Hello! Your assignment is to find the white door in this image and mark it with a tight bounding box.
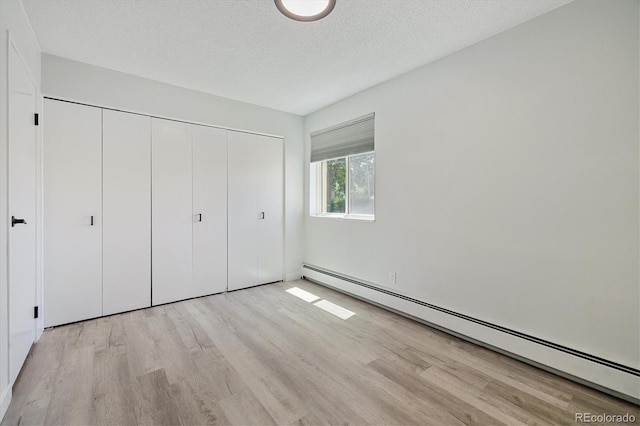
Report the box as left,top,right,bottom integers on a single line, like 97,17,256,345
8,42,38,383
227,131,259,291
44,100,103,327
103,110,151,315
152,118,193,305
192,125,227,296
257,137,284,284
228,132,284,291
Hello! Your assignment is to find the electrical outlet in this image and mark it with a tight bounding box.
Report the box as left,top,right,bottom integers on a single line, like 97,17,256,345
389,272,397,285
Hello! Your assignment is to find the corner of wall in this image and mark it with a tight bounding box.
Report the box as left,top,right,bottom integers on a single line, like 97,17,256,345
285,271,303,282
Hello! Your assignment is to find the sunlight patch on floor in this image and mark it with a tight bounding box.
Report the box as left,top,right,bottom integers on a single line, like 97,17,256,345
313,299,355,320
285,286,356,320
286,286,320,302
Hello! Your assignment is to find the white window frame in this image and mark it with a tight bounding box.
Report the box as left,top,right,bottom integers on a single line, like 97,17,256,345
310,151,375,221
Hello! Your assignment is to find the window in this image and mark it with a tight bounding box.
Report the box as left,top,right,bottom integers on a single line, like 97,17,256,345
310,113,375,219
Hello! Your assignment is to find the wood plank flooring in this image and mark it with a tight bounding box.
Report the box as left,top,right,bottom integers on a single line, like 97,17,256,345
2,279,638,425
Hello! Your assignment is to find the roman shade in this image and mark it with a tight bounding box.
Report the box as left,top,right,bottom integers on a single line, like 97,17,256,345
310,113,374,162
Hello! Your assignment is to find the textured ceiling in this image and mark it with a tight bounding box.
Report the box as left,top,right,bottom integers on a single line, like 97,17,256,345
22,0,572,115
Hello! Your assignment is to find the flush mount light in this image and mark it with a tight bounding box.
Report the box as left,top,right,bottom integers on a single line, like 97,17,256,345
275,0,336,22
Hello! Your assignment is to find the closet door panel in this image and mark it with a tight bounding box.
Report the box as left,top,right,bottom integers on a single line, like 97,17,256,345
257,137,284,284
227,131,258,291
152,118,193,305
43,100,102,327
192,125,227,296
103,110,151,315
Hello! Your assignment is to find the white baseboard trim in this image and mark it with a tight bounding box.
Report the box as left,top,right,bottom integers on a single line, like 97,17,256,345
285,270,303,282
0,385,11,422
302,264,640,403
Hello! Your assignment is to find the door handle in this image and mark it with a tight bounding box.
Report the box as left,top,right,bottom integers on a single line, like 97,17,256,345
11,216,26,227
196,213,202,222
259,212,265,220
90,215,94,226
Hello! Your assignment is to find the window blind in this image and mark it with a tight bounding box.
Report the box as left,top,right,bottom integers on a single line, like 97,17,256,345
310,113,374,162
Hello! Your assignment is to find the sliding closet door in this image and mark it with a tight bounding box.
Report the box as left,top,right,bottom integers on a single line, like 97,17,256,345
192,125,228,296
103,110,151,315
228,131,259,290
44,99,102,327
257,137,284,284
152,118,193,305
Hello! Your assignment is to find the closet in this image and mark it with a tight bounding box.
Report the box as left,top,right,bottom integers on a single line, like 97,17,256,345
151,119,228,305
44,100,103,327
102,110,151,315
228,131,284,291
151,119,193,305
43,98,284,327
44,100,153,326
192,125,228,297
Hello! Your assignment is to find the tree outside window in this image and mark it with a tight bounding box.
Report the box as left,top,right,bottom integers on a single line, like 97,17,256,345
317,152,374,218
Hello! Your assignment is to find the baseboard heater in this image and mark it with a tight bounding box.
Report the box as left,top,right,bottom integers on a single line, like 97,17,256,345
302,263,640,403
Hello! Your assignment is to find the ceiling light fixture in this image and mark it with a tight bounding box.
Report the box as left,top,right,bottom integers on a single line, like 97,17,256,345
275,0,336,22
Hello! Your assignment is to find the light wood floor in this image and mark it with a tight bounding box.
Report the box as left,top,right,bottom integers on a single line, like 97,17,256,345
2,279,638,425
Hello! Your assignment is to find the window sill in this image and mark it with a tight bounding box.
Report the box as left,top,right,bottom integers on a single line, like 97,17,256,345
310,214,375,222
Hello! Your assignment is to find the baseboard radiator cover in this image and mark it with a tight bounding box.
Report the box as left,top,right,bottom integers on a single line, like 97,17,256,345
302,264,640,404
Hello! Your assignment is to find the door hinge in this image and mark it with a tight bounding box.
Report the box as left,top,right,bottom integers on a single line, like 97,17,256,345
34,113,39,126
34,306,39,319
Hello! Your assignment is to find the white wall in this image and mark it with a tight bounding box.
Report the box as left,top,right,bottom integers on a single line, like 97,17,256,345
0,0,42,419
42,54,305,281
304,0,639,397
